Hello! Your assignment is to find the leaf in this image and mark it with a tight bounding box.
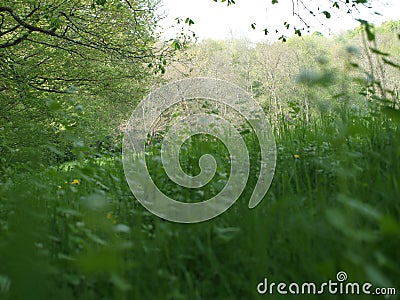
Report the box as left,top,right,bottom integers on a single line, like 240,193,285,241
218,0,235,5
272,0,278,4
240,128,251,135
185,18,194,26
251,23,256,30
171,40,181,50
322,11,331,19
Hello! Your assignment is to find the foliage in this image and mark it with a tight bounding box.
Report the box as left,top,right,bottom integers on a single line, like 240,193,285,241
214,0,378,39
1,91,399,299
0,0,172,170
167,20,399,123
0,1,399,299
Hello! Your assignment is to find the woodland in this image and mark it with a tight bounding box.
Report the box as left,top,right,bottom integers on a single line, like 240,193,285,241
0,0,399,299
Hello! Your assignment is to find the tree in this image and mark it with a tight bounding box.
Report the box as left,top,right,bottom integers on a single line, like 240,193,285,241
0,0,174,167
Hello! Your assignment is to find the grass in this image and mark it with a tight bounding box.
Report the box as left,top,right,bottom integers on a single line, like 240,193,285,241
0,103,399,300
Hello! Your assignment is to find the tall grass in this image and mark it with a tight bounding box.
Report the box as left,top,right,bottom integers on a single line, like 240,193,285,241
1,98,399,299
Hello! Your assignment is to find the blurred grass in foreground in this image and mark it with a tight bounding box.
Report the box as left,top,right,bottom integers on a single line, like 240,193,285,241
1,101,399,300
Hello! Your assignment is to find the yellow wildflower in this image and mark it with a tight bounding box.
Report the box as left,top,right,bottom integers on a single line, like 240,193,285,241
294,154,300,159
71,179,80,185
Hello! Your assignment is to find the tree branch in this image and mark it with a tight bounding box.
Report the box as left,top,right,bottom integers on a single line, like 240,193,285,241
0,32,30,48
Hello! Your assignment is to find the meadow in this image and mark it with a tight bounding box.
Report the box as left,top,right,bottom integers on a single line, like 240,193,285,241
1,95,399,299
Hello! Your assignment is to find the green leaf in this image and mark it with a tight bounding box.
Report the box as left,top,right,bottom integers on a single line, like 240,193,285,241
240,128,251,135
322,11,331,19
272,0,278,4
217,0,235,5
171,40,181,50
185,18,195,26
251,23,256,30
278,35,287,42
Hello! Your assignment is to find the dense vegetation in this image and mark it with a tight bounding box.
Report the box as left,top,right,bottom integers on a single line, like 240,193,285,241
0,0,399,299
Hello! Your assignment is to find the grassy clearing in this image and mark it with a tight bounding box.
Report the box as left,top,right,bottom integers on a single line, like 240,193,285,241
1,103,399,300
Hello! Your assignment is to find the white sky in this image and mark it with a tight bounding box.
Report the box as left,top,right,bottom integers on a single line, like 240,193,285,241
158,0,400,42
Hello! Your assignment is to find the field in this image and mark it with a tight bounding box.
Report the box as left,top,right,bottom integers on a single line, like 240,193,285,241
1,99,399,299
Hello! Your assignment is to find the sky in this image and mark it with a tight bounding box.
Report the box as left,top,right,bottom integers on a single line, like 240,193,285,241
158,0,400,42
